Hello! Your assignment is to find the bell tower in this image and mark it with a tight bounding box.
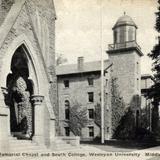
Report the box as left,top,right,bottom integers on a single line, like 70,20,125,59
107,14,143,109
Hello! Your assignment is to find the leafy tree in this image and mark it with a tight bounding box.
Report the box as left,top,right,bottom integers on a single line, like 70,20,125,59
148,0,160,104
114,108,136,140
69,101,88,136
111,77,125,136
155,0,160,32
147,0,160,136
56,54,68,66
94,77,125,138
141,107,150,130
94,103,101,127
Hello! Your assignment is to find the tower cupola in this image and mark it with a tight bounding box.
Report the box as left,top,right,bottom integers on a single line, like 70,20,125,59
113,13,137,44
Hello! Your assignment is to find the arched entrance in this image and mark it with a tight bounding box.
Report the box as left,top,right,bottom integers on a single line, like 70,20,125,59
6,45,34,139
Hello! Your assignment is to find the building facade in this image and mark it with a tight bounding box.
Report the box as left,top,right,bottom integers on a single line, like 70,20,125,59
57,57,112,141
107,14,143,127
57,14,145,141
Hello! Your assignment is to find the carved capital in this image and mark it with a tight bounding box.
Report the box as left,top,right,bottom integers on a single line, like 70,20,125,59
1,87,8,96
1,87,9,106
31,95,44,105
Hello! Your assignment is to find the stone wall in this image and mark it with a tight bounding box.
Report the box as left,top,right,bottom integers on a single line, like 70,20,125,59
0,0,57,144
57,71,111,140
108,50,141,107
0,0,14,26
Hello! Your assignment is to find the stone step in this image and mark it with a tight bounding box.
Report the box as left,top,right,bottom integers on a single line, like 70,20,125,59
7,137,76,152
9,141,36,145
9,146,49,152
9,139,34,144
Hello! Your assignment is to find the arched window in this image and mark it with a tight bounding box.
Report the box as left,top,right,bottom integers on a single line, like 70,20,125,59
114,30,117,43
119,27,125,43
128,27,134,41
65,100,70,120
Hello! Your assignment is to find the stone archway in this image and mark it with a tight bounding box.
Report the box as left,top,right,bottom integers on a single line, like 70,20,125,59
0,34,56,146
6,45,34,139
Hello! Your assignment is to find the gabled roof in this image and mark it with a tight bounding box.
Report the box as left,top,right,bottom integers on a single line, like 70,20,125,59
56,60,111,76
0,0,26,48
0,0,57,50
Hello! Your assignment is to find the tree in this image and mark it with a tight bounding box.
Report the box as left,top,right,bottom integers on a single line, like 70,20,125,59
94,77,126,138
56,54,68,66
111,77,126,137
114,108,136,140
69,101,88,136
94,103,101,127
148,0,160,103
147,0,160,136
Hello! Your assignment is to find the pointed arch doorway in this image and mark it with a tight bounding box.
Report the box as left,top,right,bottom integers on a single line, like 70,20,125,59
6,45,34,139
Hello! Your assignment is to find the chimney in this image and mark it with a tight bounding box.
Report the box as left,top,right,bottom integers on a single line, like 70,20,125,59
77,57,84,70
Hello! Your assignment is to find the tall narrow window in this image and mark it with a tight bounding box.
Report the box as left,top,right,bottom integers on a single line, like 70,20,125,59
88,92,94,102
64,127,70,136
88,109,94,119
106,79,108,87
65,100,70,120
119,27,125,43
88,126,94,137
114,30,117,43
136,62,139,74
128,27,134,41
88,77,94,86
64,80,69,88
137,78,139,90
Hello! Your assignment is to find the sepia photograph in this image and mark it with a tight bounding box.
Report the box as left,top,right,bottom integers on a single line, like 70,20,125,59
0,0,159,160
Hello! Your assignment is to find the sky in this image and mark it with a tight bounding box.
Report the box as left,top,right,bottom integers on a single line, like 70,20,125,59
54,0,158,74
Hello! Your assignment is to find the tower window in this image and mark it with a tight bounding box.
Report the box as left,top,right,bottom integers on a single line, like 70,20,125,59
88,77,94,86
114,30,117,43
128,27,134,41
137,78,139,90
65,100,70,120
88,92,94,102
64,127,70,136
106,79,108,87
119,27,125,43
136,62,139,74
65,109,70,120
88,126,94,137
64,80,69,88
88,109,94,119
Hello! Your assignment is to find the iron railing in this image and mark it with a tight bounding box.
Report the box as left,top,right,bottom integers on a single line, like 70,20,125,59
108,41,141,51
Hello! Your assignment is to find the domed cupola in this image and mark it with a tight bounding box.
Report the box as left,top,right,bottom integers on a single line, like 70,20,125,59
113,13,137,44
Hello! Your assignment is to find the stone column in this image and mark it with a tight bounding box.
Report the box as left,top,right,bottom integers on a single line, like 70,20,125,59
50,118,55,141
0,87,10,151
1,87,10,136
31,95,45,145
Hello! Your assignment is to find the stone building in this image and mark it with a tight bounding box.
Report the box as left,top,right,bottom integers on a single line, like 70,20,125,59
57,14,144,141
0,0,58,151
56,57,112,141
107,14,143,125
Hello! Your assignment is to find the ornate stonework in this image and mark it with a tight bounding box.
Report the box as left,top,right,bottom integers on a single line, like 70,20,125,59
31,95,44,105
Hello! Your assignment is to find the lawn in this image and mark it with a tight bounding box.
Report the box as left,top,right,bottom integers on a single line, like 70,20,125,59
81,140,159,152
